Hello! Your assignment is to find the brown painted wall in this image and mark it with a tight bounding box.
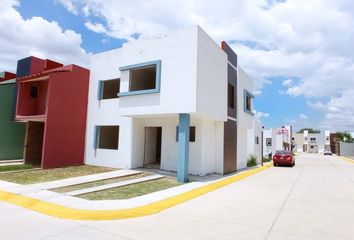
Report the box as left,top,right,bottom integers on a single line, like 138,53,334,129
223,120,237,174
222,41,238,174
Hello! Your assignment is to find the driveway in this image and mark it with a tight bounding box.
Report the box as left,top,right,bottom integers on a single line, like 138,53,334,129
1,153,354,240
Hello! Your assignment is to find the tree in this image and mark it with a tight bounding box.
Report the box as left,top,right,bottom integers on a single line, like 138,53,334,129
296,128,320,134
335,132,354,143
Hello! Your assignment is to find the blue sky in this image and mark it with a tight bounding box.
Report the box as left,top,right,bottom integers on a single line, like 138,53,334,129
1,0,354,131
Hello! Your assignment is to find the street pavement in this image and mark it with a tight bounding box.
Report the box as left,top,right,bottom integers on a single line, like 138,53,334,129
1,153,354,240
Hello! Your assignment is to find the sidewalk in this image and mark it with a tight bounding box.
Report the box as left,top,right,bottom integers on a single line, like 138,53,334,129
0,164,272,220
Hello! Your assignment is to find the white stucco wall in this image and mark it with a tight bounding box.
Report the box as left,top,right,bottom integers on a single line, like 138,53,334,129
196,27,228,121
237,67,255,170
253,119,263,163
84,47,135,169
116,25,227,122
128,116,223,175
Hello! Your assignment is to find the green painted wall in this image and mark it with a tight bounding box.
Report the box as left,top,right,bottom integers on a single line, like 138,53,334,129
0,82,25,160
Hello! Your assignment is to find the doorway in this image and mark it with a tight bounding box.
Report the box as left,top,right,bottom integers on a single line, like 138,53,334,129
23,121,45,167
144,127,162,168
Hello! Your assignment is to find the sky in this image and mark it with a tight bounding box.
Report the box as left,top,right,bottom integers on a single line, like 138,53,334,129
1,0,354,132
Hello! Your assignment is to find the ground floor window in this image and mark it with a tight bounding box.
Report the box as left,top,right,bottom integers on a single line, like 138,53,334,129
95,126,119,149
176,126,196,142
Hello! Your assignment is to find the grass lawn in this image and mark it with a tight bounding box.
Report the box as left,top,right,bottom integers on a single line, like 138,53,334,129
0,165,116,184
0,164,34,172
78,177,182,200
51,172,151,193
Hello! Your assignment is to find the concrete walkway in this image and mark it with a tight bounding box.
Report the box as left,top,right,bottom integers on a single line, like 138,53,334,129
1,153,354,239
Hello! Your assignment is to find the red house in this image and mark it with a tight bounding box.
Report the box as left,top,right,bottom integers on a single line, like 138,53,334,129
15,56,89,169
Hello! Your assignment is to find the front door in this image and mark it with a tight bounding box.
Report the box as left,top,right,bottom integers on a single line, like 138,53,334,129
23,121,44,166
144,127,162,168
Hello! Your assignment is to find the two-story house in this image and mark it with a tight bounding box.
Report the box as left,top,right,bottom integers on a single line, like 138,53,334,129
85,26,261,182
14,56,90,168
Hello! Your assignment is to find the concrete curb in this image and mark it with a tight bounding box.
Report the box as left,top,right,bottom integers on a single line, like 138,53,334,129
0,164,272,221
339,156,354,164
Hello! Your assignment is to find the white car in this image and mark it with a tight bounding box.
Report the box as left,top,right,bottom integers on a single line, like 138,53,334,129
324,150,332,156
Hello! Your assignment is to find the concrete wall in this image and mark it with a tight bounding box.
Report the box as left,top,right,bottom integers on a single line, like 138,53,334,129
0,81,25,160
338,142,354,156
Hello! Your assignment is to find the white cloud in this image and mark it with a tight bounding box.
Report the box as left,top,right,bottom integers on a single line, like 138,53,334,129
0,0,90,72
299,113,309,120
282,79,293,87
57,0,354,130
255,110,270,120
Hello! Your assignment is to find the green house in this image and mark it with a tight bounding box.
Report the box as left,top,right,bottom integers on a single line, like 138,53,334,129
0,72,25,160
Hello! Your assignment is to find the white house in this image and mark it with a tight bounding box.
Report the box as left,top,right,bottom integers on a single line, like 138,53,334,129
85,25,260,182
262,125,293,158
293,130,330,153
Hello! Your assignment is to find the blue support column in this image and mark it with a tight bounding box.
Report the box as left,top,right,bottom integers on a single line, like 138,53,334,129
177,113,190,182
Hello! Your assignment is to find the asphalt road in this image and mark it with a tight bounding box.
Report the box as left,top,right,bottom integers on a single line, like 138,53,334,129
1,153,354,240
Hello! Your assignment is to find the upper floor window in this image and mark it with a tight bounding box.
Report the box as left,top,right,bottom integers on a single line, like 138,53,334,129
119,60,161,96
255,136,259,144
228,83,235,109
30,85,39,98
244,90,254,115
98,78,120,100
266,138,272,146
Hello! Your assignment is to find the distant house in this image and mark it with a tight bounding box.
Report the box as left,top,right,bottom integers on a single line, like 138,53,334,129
85,25,262,181
293,130,330,153
262,125,293,158
13,56,90,168
0,72,25,160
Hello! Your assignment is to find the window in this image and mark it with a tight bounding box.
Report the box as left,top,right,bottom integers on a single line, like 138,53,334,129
119,60,161,96
266,138,272,146
228,84,235,109
30,85,39,98
304,137,308,140
99,79,120,100
130,66,156,91
95,126,119,149
176,126,196,142
255,136,259,144
292,137,295,140
310,137,316,141
244,90,254,115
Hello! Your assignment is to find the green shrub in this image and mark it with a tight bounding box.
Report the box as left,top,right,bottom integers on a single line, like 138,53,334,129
247,155,258,167
262,157,271,162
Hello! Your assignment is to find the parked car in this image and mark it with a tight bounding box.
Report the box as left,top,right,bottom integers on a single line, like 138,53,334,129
273,151,295,167
324,150,332,156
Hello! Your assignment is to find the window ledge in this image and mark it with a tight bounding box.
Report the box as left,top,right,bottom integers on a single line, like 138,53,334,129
244,109,255,116
118,88,160,97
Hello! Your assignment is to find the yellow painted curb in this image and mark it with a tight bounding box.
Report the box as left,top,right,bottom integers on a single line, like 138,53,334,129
339,156,354,164
0,164,272,221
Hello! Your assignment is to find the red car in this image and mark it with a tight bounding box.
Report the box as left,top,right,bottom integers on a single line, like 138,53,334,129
273,151,295,167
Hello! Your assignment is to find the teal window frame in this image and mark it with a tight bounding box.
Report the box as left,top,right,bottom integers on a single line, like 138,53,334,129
244,89,254,115
118,60,161,97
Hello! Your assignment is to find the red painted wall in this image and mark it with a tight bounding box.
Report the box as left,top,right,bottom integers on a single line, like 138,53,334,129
16,80,48,116
41,65,89,169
